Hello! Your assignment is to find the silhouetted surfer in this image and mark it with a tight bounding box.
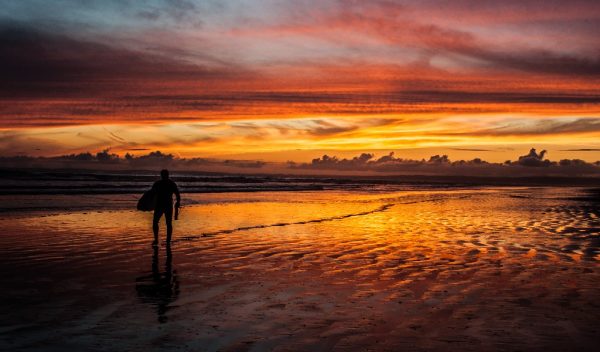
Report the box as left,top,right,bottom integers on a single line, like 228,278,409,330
152,169,180,245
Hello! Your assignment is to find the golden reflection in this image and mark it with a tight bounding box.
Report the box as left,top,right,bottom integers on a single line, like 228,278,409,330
0,187,598,351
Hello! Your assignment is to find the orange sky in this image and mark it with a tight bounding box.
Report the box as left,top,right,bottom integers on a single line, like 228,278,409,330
1,0,599,163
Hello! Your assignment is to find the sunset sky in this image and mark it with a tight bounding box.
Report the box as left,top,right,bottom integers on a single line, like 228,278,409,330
1,0,599,163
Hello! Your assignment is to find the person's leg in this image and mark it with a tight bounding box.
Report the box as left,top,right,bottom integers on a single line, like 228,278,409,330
152,208,164,245
165,205,173,243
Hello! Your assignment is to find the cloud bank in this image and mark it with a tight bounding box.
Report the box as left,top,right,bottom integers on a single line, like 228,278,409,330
0,150,266,174
289,148,600,176
2,148,600,177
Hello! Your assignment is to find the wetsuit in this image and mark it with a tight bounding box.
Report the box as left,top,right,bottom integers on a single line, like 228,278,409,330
152,178,180,242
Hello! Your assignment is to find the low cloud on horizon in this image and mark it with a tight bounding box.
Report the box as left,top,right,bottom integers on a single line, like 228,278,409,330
2,148,600,177
289,148,600,176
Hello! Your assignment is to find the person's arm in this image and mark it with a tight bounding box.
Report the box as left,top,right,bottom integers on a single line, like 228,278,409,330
174,182,181,207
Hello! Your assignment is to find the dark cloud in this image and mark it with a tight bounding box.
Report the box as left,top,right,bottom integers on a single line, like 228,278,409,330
346,1,600,77
392,91,600,104
513,148,550,167
126,91,600,105
290,152,455,172
420,24,600,76
289,148,600,176
0,149,267,172
5,89,580,128
0,25,244,98
560,148,600,151
480,49,600,77
0,22,596,99
1,147,599,177
1,1,598,129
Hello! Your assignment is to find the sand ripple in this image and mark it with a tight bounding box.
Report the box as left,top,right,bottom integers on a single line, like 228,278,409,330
0,188,599,351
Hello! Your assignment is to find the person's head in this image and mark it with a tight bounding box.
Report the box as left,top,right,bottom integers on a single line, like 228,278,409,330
160,169,169,180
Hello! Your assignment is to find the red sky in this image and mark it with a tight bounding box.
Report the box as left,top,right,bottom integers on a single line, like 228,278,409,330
1,0,599,163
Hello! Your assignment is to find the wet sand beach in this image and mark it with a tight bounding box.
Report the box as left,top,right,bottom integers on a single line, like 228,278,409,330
0,187,599,351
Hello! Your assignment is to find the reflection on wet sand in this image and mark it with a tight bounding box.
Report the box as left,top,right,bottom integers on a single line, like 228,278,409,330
0,187,598,351
135,246,179,323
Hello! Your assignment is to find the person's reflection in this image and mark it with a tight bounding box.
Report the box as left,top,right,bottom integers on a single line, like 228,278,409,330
135,245,180,323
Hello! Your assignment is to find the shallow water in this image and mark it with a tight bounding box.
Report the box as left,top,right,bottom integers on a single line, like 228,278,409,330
1,187,599,351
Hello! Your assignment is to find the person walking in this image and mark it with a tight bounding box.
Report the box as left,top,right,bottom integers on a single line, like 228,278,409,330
151,169,180,245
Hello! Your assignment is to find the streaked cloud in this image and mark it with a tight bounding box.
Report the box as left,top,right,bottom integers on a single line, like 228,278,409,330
449,117,600,136
0,0,599,160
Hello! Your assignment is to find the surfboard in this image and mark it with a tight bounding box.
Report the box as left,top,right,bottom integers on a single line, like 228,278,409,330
137,189,157,211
